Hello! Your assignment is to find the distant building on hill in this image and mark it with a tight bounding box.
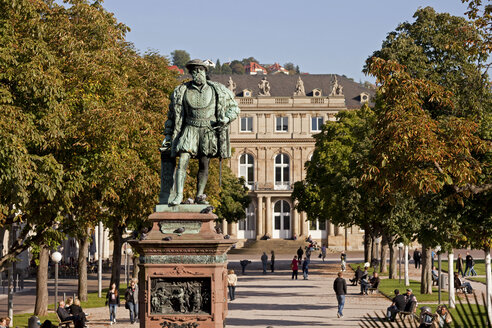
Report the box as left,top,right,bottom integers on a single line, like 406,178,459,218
244,62,268,75
267,63,289,75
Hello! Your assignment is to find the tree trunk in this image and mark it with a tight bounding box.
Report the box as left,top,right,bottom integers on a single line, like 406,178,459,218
132,256,140,280
77,234,90,302
34,246,49,316
448,252,455,309
371,237,376,264
380,235,389,274
110,223,123,289
484,248,491,324
389,244,398,279
420,244,433,294
363,232,372,263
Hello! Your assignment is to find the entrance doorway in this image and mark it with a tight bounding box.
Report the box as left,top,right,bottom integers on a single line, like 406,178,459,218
273,200,291,239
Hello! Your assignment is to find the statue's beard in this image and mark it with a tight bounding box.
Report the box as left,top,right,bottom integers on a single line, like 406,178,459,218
193,73,206,85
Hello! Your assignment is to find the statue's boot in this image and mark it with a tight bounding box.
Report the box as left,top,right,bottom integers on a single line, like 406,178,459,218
169,170,185,206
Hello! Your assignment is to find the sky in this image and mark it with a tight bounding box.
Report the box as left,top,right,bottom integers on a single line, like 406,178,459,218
101,0,470,82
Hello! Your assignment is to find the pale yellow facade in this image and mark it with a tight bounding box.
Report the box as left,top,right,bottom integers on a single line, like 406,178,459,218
223,95,365,250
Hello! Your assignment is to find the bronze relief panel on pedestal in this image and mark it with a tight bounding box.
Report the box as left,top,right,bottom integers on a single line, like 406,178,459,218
150,277,211,315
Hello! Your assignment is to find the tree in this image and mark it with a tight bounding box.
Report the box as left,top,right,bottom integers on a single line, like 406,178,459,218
221,63,232,75
364,57,490,293
241,57,258,66
284,62,296,74
171,50,191,70
230,60,245,74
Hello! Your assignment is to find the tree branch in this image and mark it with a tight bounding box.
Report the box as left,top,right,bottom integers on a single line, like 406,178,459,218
433,161,492,194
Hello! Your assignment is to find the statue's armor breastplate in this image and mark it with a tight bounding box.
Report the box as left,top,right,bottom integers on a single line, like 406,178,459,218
184,85,216,127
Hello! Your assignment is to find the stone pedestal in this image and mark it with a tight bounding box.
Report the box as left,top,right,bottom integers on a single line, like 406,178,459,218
129,205,235,328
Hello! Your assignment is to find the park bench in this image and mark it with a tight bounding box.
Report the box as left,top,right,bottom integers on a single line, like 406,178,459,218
56,315,74,328
367,279,380,294
455,285,467,293
398,301,417,323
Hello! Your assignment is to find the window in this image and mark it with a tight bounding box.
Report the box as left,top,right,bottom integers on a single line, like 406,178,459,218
311,116,324,132
310,219,327,230
275,116,288,132
240,117,253,132
239,203,256,231
274,200,291,230
274,154,290,190
239,154,254,187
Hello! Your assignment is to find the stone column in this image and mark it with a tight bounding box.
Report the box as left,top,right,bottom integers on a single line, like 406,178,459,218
265,196,272,237
256,196,263,239
292,208,299,238
328,221,335,236
301,212,309,237
228,222,238,239
222,220,228,236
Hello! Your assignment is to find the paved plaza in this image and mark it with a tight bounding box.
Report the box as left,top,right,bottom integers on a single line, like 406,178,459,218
0,251,488,327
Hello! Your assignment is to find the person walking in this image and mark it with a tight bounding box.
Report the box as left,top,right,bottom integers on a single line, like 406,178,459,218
270,250,275,273
456,254,464,277
302,257,309,280
321,245,327,262
333,271,347,318
261,252,268,274
291,256,299,280
227,269,237,301
106,282,120,325
464,251,477,276
125,279,139,324
297,247,304,262
413,249,421,269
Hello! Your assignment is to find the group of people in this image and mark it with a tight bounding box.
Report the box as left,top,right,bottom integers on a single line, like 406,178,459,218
456,252,477,277
105,278,139,325
386,288,417,321
260,251,275,273
0,317,10,328
413,249,478,278
348,265,380,295
57,298,88,328
291,254,310,280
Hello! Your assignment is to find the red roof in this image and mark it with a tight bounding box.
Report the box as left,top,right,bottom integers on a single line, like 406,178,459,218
168,65,184,75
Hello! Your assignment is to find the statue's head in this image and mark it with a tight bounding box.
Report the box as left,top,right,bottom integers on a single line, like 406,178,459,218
186,59,208,86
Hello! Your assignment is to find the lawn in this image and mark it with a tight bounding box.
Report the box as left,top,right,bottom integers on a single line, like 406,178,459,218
13,284,127,328
378,279,449,303
437,259,486,276
468,277,487,284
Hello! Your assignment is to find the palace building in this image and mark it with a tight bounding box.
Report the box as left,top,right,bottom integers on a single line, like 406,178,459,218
210,74,374,250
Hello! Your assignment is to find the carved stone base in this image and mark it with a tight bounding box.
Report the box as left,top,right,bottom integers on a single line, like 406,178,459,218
130,207,235,328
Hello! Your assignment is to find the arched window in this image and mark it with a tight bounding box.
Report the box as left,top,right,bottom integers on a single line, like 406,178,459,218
239,153,254,187
274,154,290,190
274,200,291,232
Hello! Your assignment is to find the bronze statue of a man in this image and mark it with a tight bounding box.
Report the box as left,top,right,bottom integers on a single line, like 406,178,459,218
161,59,239,205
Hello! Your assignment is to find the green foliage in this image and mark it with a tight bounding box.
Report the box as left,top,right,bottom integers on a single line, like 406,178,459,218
0,0,179,268
183,158,250,222
230,60,245,74
171,49,191,70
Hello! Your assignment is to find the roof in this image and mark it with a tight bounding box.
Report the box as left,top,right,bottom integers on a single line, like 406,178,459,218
208,74,375,109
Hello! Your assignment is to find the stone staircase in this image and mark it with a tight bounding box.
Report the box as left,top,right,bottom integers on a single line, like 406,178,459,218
228,239,311,255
